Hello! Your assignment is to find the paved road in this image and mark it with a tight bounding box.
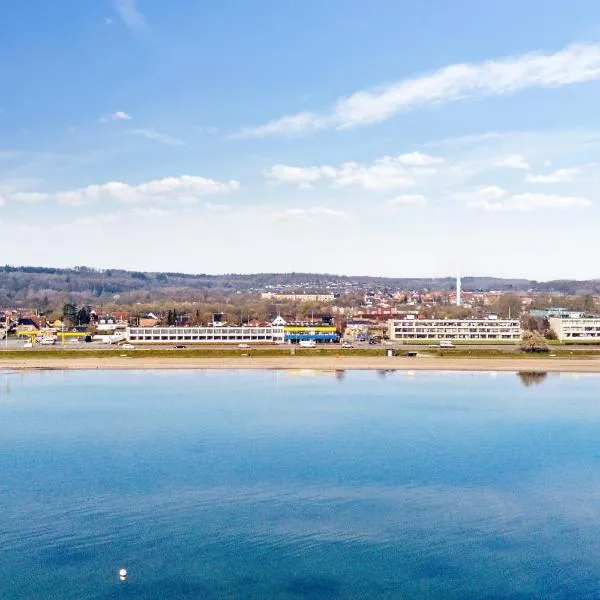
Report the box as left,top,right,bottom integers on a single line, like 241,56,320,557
2,332,600,353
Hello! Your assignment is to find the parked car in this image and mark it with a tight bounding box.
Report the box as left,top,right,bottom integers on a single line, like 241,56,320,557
299,340,316,348
174,345,187,349
238,343,250,348
342,341,354,348
439,341,455,349
122,343,135,349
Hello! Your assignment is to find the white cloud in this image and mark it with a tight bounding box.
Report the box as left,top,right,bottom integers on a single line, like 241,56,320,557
525,167,581,183
494,154,530,170
469,192,592,211
395,152,444,167
130,128,184,146
297,182,315,191
115,0,148,32
476,185,507,199
266,152,442,191
99,111,132,123
236,43,600,137
267,164,335,184
460,186,507,210
8,175,240,206
0,195,5,207
388,194,427,206
332,159,417,191
270,207,348,221
233,112,324,139
10,192,52,204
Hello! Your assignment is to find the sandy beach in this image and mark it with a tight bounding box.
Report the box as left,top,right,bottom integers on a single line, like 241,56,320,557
1,355,600,373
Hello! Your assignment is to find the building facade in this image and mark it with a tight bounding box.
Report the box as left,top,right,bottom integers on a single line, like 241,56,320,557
529,308,578,319
388,317,522,341
548,317,600,341
284,325,338,344
127,326,285,344
260,293,335,302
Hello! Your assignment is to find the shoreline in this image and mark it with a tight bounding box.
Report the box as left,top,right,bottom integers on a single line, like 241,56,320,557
2,356,600,373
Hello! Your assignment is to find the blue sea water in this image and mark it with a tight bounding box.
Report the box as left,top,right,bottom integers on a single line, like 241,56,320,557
1,369,600,599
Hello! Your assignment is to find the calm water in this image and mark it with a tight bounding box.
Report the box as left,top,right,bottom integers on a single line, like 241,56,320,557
2,369,600,599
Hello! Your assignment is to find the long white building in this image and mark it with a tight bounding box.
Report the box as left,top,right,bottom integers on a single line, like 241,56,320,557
388,316,522,341
127,326,285,344
548,317,600,341
261,292,335,302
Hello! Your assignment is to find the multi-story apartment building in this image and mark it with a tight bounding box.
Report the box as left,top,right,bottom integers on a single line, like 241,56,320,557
548,317,600,341
387,316,522,341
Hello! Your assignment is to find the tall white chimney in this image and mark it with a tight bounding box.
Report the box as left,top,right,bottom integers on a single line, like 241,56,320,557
456,269,462,307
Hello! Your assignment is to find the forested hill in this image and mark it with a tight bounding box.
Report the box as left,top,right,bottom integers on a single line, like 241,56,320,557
1,265,599,306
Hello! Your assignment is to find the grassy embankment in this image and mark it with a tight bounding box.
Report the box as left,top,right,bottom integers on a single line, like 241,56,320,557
0,347,384,359
400,339,600,346
1,347,600,360
399,340,515,346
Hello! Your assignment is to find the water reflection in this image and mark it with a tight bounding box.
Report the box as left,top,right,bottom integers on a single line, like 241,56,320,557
517,371,548,387
377,369,396,379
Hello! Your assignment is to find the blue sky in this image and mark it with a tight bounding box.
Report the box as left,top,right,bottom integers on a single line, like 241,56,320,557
1,0,600,279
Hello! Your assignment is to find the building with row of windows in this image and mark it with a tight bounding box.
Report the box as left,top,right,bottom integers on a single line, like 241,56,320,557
387,317,522,341
548,317,600,340
260,292,336,302
284,325,338,343
127,326,285,344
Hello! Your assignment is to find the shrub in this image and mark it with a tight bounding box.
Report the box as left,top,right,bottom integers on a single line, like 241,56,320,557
520,330,549,353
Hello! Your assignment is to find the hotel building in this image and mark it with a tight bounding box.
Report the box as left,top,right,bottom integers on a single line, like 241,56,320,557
388,316,522,341
127,326,285,344
548,317,600,341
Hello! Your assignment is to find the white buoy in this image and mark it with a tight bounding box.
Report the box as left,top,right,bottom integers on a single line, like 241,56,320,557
119,568,127,581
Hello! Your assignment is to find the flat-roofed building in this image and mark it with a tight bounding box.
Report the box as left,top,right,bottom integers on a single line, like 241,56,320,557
127,326,285,344
529,308,578,319
388,316,522,341
261,293,335,302
284,325,338,344
548,317,600,341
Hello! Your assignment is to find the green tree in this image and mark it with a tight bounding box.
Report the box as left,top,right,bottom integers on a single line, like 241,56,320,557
77,306,91,325
62,302,78,327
